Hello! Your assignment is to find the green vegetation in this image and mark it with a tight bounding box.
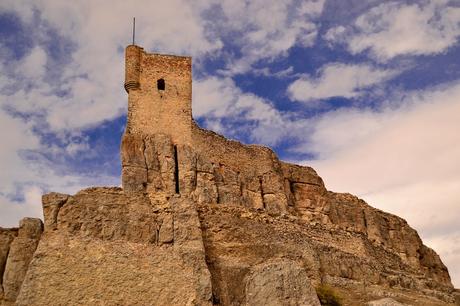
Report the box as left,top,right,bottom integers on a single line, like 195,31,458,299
316,284,343,306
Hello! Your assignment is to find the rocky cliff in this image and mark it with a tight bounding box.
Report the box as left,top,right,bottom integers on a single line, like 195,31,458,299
1,131,458,305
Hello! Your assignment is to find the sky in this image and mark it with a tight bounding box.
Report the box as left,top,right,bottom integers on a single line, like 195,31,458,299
0,0,459,287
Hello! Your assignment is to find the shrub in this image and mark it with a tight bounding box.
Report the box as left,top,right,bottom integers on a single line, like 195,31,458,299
316,284,343,306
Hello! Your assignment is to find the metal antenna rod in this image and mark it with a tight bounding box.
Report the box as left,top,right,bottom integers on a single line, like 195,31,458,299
132,17,136,45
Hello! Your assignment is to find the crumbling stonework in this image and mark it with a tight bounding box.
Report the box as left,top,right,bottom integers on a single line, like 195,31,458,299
0,45,458,305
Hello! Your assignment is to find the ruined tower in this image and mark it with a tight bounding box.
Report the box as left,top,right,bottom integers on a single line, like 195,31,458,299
121,45,193,194
123,44,192,145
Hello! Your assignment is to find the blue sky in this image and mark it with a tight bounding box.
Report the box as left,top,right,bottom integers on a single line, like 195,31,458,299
0,0,459,286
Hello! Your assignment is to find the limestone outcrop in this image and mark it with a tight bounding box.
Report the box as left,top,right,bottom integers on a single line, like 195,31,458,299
244,260,321,306
1,218,42,304
120,131,451,293
366,298,406,306
0,131,456,305
0,228,17,300
16,188,212,306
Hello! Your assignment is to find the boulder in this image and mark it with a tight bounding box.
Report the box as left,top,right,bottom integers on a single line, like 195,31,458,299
244,260,321,306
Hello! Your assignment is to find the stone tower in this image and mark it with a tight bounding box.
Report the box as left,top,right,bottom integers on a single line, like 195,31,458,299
121,45,194,194
123,44,192,145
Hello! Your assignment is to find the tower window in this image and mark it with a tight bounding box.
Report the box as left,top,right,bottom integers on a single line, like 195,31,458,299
157,78,165,91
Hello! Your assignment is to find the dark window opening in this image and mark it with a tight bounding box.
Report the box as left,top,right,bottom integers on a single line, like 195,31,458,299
174,145,179,194
157,78,165,91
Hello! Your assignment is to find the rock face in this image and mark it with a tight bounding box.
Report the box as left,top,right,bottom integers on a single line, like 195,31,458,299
0,228,17,300
1,182,456,305
120,132,452,293
0,44,458,305
1,218,42,303
244,260,321,306
16,188,212,306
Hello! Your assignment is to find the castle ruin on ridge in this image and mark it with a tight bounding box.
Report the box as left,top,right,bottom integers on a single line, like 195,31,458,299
122,44,324,217
0,44,458,306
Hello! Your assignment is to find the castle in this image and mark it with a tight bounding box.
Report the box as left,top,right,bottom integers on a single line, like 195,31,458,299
121,44,327,219
0,44,457,305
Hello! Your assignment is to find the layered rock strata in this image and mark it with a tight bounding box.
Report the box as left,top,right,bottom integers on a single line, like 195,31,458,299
198,204,455,305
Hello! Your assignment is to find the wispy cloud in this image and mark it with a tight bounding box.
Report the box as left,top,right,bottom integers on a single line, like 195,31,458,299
193,76,294,145
325,0,460,61
214,0,325,75
287,63,398,102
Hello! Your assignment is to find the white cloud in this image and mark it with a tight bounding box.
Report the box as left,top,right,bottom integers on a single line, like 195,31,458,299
252,66,295,78
16,46,47,80
288,63,397,101
323,25,346,42
0,107,119,227
0,0,324,133
325,1,460,61
305,81,460,286
217,0,324,75
0,109,39,194
193,76,291,145
0,0,34,23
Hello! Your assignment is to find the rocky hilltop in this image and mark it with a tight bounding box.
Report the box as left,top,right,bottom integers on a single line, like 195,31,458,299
1,45,459,305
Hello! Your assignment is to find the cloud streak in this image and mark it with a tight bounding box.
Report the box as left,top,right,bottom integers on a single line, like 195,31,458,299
325,0,460,61
287,63,398,102
214,0,325,75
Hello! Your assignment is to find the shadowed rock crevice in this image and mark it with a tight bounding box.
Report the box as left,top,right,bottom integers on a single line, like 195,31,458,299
174,145,179,194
